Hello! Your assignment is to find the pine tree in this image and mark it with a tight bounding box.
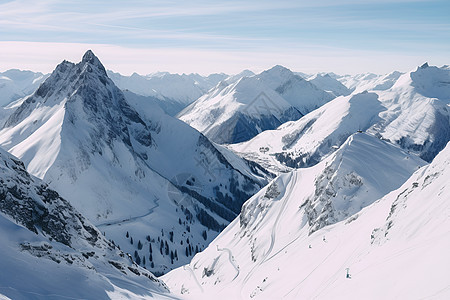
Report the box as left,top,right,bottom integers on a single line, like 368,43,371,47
202,230,207,240
138,240,143,250
146,235,151,242
165,241,169,255
143,256,146,265
149,243,153,253
126,231,129,238
151,262,154,268
130,237,133,245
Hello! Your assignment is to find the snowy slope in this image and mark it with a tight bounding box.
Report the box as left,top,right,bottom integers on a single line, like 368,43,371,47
179,65,334,144
367,63,450,161
308,73,351,97
230,91,384,168
179,75,302,144
0,147,171,299
0,51,267,275
162,134,442,300
257,66,335,115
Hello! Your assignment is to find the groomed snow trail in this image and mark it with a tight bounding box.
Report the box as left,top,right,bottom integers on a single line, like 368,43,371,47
241,171,299,295
183,265,203,293
96,197,160,228
217,246,240,280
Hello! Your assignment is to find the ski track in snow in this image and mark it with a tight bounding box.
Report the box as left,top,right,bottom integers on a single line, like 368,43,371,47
183,265,203,293
217,246,240,280
241,171,299,294
96,197,160,228
285,235,342,298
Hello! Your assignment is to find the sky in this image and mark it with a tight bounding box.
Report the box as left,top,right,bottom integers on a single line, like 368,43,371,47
0,0,449,75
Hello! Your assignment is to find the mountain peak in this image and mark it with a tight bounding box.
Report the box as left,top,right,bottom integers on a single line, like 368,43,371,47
265,64,292,75
420,62,429,69
81,50,106,75
82,49,97,63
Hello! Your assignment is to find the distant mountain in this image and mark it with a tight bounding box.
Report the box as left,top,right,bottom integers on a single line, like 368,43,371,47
0,147,169,299
0,50,268,275
163,133,436,299
338,71,403,93
230,63,450,169
230,91,384,168
107,70,227,114
308,73,351,97
0,70,49,125
179,75,302,144
367,63,450,161
257,66,334,115
0,69,48,107
179,65,334,144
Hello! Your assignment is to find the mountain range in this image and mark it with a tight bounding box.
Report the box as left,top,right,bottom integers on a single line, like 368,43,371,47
0,51,449,299
0,51,268,276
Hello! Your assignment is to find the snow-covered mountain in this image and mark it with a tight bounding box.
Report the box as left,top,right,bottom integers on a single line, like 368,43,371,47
257,66,335,115
178,76,302,144
230,63,450,169
230,91,384,168
367,63,450,161
308,73,351,97
338,71,403,93
0,70,49,124
179,66,334,144
0,50,268,275
107,70,227,114
0,69,48,107
162,134,447,299
0,147,170,299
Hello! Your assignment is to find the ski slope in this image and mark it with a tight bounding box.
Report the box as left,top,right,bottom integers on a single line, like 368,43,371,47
162,133,436,299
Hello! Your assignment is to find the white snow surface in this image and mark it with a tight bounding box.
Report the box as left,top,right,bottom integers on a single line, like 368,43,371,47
162,134,448,300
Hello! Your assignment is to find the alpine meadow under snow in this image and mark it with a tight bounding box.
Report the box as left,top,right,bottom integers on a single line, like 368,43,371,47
0,50,449,300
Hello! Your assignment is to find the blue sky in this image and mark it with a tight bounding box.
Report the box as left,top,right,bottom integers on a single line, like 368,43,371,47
0,0,449,75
